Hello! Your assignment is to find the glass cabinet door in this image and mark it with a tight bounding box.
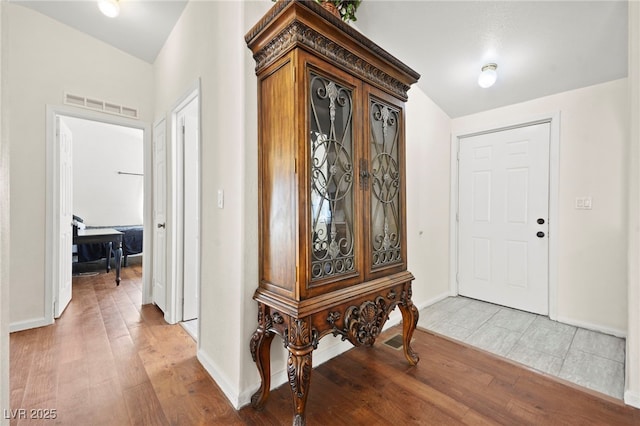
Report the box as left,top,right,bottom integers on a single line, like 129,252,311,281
309,73,356,281
369,98,403,269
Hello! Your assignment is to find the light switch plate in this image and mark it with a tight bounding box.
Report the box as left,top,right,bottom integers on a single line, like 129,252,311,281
217,189,224,209
575,196,592,210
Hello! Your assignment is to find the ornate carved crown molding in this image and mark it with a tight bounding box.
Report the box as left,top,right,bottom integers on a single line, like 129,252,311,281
252,21,412,100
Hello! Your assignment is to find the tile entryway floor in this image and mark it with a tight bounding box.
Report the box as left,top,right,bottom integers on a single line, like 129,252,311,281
418,296,625,399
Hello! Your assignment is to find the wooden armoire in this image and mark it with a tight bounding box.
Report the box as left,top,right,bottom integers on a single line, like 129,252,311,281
246,1,420,424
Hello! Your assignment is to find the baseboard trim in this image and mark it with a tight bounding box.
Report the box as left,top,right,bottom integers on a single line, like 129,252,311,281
196,348,241,409
418,292,452,311
239,336,355,409
198,339,357,410
625,389,640,408
9,316,52,333
555,315,626,338
235,304,416,409
236,295,445,409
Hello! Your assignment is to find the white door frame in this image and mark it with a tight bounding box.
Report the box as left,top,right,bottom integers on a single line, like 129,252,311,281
163,81,201,325
45,105,152,325
449,112,560,319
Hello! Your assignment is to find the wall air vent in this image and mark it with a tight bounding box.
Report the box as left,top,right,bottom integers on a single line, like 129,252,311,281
64,93,139,119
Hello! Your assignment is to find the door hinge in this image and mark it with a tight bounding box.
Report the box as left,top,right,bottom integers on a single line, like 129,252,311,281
182,125,186,136
294,158,297,174
456,273,459,284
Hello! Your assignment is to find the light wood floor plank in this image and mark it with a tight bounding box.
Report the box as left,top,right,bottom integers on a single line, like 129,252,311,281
10,262,640,425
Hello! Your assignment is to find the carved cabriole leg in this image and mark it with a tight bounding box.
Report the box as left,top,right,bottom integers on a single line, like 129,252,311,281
285,318,317,426
249,304,275,410
398,286,420,366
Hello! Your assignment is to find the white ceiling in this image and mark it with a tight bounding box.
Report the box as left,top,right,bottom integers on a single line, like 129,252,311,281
356,1,628,117
11,1,628,118
11,0,188,63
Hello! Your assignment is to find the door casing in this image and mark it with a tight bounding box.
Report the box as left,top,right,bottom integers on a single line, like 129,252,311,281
449,112,560,319
159,81,201,326
45,105,152,328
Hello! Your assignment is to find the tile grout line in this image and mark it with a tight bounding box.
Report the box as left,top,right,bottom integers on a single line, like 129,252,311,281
503,312,537,359
556,327,577,376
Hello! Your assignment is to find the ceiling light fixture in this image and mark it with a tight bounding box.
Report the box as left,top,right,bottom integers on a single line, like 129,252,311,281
98,0,120,18
478,63,498,88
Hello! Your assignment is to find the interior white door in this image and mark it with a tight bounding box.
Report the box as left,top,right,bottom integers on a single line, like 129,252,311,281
152,120,167,312
458,122,550,315
180,98,200,322
56,117,73,318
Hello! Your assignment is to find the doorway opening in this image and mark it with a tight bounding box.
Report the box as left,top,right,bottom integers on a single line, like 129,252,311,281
457,122,550,315
66,116,144,277
152,84,201,341
45,105,152,323
450,114,560,319
175,90,201,341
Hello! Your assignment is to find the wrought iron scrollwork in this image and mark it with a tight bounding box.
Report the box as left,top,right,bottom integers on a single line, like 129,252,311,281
370,100,402,267
310,73,356,280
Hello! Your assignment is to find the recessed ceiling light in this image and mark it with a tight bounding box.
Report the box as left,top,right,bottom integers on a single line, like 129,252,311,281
478,63,498,88
98,0,120,18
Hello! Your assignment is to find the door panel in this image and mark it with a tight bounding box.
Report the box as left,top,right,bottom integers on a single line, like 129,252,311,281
308,72,356,281
152,121,167,312
180,98,200,322
303,58,364,295
364,88,408,279
458,123,550,315
369,99,402,268
56,118,73,317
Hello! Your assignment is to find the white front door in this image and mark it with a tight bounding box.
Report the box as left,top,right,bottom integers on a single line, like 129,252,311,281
178,97,200,322
152,120,167,312
56,117,73,317
458,122,550,315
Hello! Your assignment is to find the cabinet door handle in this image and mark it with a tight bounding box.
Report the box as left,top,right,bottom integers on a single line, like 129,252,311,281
359,159,369,190
157,223,166,229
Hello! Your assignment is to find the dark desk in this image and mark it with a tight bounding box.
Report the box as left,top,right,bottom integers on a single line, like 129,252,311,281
73,228,123,285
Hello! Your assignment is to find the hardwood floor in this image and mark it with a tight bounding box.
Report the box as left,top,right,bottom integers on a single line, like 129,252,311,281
10,264,640,425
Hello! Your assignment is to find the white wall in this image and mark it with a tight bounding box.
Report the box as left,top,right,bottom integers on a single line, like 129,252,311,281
6,4,153,329
153,0,258,407
626,0,640,410
65,117,144,226
0,1,9,422
452,79,629,335
405,87,452,306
